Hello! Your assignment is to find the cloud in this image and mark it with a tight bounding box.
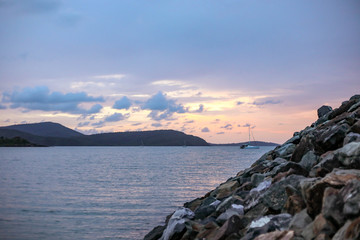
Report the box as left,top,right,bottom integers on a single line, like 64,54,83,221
132,122,142,126
78,121,90,127
113,96,132,110
253,98,282,106
221,124,233,130
237,101,244,105
143,91,188,121
2,86,104,114
151,123,162,127
104,113,128,122
93,74,126,80
185,120,194,124
201,127,210,133
193,104,204,113
0,104,6,109
217,132,225,135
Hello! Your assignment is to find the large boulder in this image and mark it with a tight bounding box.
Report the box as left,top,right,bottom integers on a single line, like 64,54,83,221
318,105,333,118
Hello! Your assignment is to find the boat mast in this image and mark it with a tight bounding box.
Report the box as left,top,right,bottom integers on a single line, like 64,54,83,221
248,126,251,145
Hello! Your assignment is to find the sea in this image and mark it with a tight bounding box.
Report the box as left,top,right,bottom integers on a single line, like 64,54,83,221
0,146,274,240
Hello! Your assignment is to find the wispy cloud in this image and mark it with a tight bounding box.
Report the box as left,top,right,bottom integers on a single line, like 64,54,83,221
253,97,282,106
93,74,126,80
221,124,233,130
201,127,210,132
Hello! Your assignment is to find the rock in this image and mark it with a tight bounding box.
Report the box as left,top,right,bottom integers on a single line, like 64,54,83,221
267,161,308,178
211,180,240,200
332,217,360,240
144,225,166,240
343,132,360,145
335,142,360,169
299,151,319,172
284,185,306,215
291,134,316,163
315,123,349,152
312,213,336,237
251,173,265,188
350,120,360,134
309,151,339,178
288,209,312,236
216,204,244,224
284,135,301,145
254,230,295,240
210,215,246,240
322,187,344,227
262,175,305,212
243,214,293,240
329,99,358,120
160,208,194,240
194,197,219,220
341,179,360,217
274,143,296,159
302,169,360,218
318,105,333,118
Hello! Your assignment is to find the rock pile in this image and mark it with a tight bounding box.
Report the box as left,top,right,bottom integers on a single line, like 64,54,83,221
144,95,360,240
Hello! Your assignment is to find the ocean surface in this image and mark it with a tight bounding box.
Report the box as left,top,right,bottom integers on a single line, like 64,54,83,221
0,146,274,240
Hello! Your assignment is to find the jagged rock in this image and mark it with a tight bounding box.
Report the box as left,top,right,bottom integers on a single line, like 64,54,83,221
210,215,245,240
211,180,240,200
144,225,166,240
216,204,244,224
301,169,360,218
291,134,316,163
335,142,360,169
318,105,333,118
322,187,344,227
194,197,219,220
284,185,306,215
251,173,265,188
267,161,308,178
332,217,360,240
343,132,360,145
309,151,339,177
284,135,301,145
350,120,360,134
315,123,349,152
160,208,194,240
242,214,292,240
195,221,220,239
254,230,295,240
274,143,296,159
299,151,319,171
288,209,312,236
329,98,359,120
262,175,305,212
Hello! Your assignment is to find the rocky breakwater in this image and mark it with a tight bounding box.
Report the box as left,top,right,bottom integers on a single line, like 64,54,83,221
144,95,360,240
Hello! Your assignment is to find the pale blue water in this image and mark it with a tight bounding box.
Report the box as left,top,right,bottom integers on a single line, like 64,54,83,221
0,146,273,240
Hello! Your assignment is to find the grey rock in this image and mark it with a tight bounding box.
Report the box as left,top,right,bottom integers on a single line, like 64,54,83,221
251,173,265,188
335,142,360,169
318,105,333,118
299,151,319,172
316,123,349,152
261,175,305,211
343,132,360,145
274,143,296,159
284,135,301,145
332,220,352,240
144,225,166,240
288,209,312,236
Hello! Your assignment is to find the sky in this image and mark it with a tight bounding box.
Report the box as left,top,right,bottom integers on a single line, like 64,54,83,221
0,0,359,144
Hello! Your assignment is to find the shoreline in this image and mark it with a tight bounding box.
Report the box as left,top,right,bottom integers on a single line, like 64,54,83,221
145,94,360,240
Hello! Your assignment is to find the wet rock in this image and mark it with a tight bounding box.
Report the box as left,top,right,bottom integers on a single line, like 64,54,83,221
299,151,319,172
254,230,295,240
262,175,305,212
335,142,360,169
318,105,333,118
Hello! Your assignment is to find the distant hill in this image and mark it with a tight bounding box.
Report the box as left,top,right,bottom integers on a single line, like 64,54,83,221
0,122,208,146
210,141,279,147
1,122,83,138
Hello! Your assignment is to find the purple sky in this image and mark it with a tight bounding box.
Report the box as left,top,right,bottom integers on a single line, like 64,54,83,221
0,0,359,143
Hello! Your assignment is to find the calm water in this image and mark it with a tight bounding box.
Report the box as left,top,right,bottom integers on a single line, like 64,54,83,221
0,146,273,240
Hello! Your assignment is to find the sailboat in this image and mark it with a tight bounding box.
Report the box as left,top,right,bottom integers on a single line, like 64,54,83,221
240,126,260,149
